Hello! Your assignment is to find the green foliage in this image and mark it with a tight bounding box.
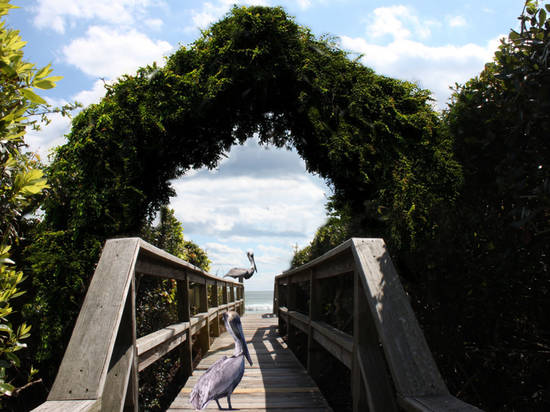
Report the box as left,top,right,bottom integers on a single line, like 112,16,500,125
137,207,210,411
291,214,350,268
435,2,550,409
0,0,73,403
24,4,459,407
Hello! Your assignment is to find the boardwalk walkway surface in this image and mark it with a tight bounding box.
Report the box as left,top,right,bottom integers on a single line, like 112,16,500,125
168,313,332,411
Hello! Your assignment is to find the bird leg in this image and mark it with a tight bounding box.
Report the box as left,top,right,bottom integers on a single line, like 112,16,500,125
227,395,233,410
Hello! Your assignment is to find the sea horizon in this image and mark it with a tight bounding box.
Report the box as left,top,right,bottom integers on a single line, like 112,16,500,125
244,290,273,313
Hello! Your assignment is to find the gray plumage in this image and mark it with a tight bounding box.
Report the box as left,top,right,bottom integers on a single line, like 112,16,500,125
189,311,252,410
224,251,257,280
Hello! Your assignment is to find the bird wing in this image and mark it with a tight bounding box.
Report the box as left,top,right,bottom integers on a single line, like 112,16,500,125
224,267,247,278
189,356,244,409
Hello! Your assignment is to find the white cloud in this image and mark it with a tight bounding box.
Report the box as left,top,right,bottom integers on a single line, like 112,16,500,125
189,0,270,31
341,6,504,108
448,15,467,28
297,0,312,10
25,112,72,162
32,0,162,33
368,5,431,41
144,18,164,31
73,79,109,107
171,174,325,238
62,26,173,79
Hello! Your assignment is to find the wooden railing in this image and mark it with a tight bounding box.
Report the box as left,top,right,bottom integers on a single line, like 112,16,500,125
274,238,482,412
33,238,244,412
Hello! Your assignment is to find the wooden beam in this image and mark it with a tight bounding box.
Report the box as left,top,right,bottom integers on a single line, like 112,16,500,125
310,320,353,369
48,238,140,401
352,272,397,412
398,395,483,412
31,400,100,412
351,239,448,397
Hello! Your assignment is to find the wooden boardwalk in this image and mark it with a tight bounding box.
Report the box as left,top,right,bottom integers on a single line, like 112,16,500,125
168,313,332,411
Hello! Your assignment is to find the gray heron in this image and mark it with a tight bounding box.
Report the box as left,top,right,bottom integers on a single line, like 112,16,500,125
189,311,252,410
224,251,257,281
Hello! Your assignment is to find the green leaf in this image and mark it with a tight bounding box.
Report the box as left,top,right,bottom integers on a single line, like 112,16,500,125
20,88,47,105
0,382,15,396
539,9,547,26
34,63,52,80
33,79,55,89
5,352,20,367
0,60,16,77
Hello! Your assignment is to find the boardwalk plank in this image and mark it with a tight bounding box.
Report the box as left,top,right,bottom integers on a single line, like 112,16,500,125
167,314,332,411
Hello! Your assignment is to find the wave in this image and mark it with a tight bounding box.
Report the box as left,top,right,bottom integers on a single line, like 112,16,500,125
245,303,273,313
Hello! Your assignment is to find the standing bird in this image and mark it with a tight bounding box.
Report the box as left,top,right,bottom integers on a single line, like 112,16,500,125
190,311,253,410
224,251,257,281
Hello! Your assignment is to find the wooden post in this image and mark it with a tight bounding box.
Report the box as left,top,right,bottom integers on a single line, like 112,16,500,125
198,280,210,355
287,277,297,350
273,280,279,315
229,285,235,304
124,276,138,412
222,283,228,305
307,269,322,382
178,274,193,377
240,285,245,316
352,271,397,412
211,282,220,337
102,278,137,412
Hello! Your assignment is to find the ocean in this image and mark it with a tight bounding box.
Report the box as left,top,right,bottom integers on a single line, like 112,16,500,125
244,290,273,313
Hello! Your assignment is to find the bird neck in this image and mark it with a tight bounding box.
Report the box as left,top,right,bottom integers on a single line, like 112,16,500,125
233,337,244,357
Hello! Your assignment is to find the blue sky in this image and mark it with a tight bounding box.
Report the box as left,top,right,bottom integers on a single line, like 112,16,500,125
7,0,528,290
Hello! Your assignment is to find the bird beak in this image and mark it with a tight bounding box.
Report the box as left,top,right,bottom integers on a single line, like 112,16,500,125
242,334,253,366
236,320,253,366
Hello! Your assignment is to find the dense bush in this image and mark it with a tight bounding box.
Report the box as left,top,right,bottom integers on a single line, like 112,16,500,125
0,1,75,408
293,2,549,410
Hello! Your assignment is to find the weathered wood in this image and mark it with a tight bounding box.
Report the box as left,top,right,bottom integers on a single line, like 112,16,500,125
167,314,332,412
287,279,298,350
288,310,309,332
136,322,189,372
178,274,193,377
32,400,100,412
35,237,245,411
222,285,228,304
102,276,136,412
306,268,322,380
351,238,448,397
275,237,482,411
198,281,210,354
352,272,397,412
398,395,483,412
49,238,140,401
124,277,138,412
211,283,220,337
278,238,355,278
310,320,353,369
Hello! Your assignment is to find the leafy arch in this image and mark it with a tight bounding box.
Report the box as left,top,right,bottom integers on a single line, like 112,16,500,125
45,5,458,245
30,5,460,378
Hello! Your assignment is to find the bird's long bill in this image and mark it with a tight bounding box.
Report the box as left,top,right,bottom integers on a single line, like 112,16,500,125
237,321,253,366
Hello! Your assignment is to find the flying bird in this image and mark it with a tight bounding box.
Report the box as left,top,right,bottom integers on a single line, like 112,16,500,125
190,311,253,410
224,251,257,281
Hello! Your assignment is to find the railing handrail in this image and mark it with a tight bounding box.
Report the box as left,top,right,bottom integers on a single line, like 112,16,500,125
274,238,482,412
33,237,244,412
